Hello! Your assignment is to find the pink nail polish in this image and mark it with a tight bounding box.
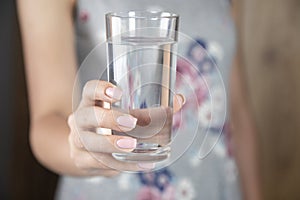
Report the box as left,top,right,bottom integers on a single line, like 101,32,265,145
178,94,186,105
106,87,123,100
117,115,137,129
116,138,137,149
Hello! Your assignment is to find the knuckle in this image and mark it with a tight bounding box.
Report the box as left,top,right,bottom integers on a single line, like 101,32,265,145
68,113,82,131
77,108,88,126
82,83,90,97
67,114,75,128
107,109,119,126
82,80,96,99
84,80,96,91
73,107,93,129
96,111,120,132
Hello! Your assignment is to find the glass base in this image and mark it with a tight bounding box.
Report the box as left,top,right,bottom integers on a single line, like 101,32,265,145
112,143,170,163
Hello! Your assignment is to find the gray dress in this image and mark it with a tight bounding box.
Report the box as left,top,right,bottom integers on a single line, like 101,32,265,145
55,0,241,199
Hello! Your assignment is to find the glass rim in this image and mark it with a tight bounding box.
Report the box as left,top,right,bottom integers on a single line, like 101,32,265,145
105,10,179,19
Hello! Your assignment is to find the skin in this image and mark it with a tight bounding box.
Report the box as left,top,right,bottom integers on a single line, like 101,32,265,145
17,0,262,199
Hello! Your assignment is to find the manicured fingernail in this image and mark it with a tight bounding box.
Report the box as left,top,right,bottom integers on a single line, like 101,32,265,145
117,115,137,129
138,163,155,169
116,138,137,149
105,87,123,100
177,94,186,105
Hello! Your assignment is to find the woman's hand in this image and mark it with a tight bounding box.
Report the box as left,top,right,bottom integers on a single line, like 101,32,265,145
67,80,185,177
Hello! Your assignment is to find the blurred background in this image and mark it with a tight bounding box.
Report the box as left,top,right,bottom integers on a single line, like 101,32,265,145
0,0,58,199
235,0,300,199
1,0,300,200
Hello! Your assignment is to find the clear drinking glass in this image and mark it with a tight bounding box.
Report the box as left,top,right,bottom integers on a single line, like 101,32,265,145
106,11,179,163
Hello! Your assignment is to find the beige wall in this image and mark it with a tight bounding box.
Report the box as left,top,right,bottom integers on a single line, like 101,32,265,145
235,0,300,199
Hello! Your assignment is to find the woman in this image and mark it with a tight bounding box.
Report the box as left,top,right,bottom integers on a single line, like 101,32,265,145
17,0,261,199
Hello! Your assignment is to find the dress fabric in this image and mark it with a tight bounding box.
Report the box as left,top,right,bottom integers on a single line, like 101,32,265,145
55,0,241,199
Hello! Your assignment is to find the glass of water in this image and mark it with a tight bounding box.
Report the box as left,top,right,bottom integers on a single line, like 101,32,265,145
106,11,179,163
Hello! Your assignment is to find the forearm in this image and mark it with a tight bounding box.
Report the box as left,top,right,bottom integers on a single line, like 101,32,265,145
30,113,86,176
17,0,83,176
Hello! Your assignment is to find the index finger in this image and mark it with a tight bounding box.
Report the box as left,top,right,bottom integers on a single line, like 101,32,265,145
79,80,122,107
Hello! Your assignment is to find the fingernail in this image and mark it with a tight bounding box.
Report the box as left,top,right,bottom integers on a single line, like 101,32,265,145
177,94,186,105
116,138,137,149
117,115,137,129
138,163,155,170
106,87,123,100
